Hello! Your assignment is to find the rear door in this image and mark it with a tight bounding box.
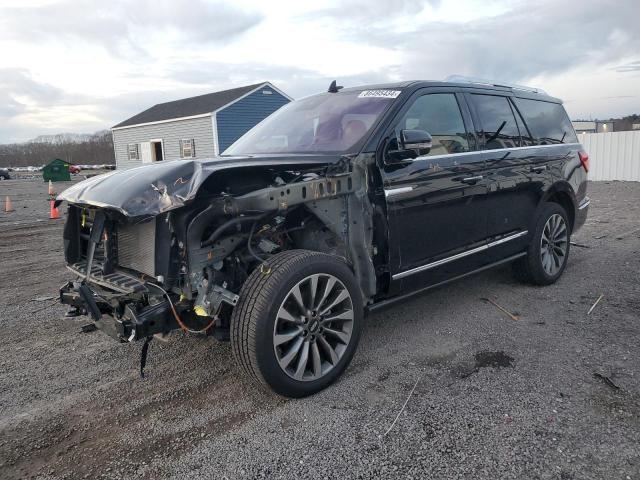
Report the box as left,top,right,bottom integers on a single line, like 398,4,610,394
466,93,535,257
381,89,491,290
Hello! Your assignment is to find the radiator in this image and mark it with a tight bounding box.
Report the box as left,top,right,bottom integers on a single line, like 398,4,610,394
117,219,156,277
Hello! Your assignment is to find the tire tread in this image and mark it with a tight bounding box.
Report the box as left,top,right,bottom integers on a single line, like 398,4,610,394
230,250,341,387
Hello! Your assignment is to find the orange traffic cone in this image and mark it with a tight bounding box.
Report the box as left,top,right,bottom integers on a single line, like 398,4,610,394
49,200,61,220
4,196,14,212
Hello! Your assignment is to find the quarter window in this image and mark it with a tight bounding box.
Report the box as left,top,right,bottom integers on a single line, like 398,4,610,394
396,93,470,156
180,139,196,158
127,143,139,161
471,94,521,149
513,98,578,144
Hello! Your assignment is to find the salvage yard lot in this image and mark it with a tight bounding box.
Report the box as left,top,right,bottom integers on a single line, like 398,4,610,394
1,178,639,479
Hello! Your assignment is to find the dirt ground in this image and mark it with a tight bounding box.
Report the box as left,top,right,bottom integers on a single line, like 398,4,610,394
1,178,639,480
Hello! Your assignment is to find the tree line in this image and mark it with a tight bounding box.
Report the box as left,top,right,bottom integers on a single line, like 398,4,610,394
0,131,114,168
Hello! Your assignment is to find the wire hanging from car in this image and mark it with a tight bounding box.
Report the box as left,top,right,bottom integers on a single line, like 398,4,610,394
147,282,216,334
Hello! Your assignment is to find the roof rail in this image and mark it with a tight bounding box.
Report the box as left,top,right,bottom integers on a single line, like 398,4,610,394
445,75,547,95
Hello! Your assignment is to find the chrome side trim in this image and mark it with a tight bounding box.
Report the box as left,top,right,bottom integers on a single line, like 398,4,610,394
384,186,414,197
578,197,590,210
486,230,529,247
409,142,581,163
392,230,529,280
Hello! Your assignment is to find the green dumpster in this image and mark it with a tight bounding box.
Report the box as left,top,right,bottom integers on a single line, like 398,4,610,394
42,158,71,182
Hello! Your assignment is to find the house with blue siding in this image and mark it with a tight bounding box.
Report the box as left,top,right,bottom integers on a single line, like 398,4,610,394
111,82,292,170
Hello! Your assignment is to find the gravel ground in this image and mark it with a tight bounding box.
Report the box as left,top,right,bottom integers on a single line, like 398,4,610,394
1,178,639,480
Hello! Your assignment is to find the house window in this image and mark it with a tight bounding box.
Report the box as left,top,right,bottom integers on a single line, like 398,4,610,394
180,139,195,158
127,143,139,161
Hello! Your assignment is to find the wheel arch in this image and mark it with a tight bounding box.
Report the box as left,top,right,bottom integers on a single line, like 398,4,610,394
539,181,578,231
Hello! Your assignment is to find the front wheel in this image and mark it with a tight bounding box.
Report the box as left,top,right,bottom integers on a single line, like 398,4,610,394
231,250,363,397
513,202,571,285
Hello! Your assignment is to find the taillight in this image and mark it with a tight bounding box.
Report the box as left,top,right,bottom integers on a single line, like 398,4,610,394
578,150,589,172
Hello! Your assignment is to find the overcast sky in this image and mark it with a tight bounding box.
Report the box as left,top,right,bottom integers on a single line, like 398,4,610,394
0,0,638,143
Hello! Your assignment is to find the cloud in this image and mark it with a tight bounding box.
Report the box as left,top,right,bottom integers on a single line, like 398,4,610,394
0,0,639,143
614,61,640,73
307,0,439,24
316,0,640,83
0,68,70,123
0,0,263,57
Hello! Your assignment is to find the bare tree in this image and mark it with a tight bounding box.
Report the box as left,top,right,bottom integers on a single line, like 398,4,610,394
0,131,114,168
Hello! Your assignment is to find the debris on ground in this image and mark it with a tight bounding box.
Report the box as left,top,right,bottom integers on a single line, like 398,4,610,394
480,297,520,321
570,241,590,248
80,324,98,333
383,376,421,437
593,372,620,390
587,294,604,315
30,300,58,314
34,295,56,302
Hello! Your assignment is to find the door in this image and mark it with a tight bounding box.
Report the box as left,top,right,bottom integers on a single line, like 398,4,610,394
466,93,539,260
381,90,490,290
140,142,152,164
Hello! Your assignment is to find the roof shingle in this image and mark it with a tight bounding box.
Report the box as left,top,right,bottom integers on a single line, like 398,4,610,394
112,82,267,129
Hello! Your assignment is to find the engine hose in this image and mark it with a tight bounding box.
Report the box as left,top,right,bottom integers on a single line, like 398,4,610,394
201,213,267,248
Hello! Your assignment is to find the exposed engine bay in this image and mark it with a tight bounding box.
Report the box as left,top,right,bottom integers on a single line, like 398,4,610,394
58,157,383,345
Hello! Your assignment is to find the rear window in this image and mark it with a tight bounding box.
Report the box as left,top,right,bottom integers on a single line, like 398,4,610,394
513,98,577,144
470,94,521,150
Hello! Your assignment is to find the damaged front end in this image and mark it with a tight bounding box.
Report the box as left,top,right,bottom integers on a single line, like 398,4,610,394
57,157,378,347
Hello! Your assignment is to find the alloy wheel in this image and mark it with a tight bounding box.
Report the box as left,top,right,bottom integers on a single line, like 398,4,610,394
540,213,568,276
273,273,354,382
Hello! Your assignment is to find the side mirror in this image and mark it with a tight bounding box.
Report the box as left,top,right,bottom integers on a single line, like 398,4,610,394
401,129,432,154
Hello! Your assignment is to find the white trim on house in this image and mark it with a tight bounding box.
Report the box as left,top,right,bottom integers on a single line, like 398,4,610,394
260,82,294,102
210,82,294,115
211,112,220,155
111,131,119,168
149,138,165,161
112,113,212,131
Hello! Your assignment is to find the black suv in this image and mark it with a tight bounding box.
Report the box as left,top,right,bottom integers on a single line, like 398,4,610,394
57,78,589,397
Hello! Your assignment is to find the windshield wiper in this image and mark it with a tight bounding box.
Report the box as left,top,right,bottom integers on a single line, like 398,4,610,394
484,120,507,145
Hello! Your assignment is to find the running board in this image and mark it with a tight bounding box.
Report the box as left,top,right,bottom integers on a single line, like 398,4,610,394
392,230,528,280
367,252,526,315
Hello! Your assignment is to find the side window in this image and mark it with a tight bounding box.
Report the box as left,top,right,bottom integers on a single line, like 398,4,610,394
513,98,578,144
397,93,470,156
180,139,196,158
471,94,521,149
510,101,535,146
127,143,139,161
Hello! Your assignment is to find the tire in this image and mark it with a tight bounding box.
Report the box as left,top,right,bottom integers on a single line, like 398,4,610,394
513,202,571,285
231,250,363,398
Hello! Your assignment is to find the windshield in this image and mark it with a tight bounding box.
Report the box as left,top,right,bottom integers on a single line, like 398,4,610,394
223,90,398,155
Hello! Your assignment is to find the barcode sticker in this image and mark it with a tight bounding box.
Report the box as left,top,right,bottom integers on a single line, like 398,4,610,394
358,90,401,99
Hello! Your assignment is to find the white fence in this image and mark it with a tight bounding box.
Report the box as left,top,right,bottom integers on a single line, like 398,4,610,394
579,130,640,181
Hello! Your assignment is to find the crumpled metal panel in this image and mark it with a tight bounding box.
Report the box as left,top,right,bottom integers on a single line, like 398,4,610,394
56,155,336,217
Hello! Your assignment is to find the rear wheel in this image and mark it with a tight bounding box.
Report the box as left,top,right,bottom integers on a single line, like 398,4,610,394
231,250,363,397
513,202,571,285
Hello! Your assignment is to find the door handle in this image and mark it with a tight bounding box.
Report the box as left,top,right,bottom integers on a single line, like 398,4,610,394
461,175,483,184
530,165,548,173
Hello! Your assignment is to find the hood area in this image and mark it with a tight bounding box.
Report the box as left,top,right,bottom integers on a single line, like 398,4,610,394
56,155,336,217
